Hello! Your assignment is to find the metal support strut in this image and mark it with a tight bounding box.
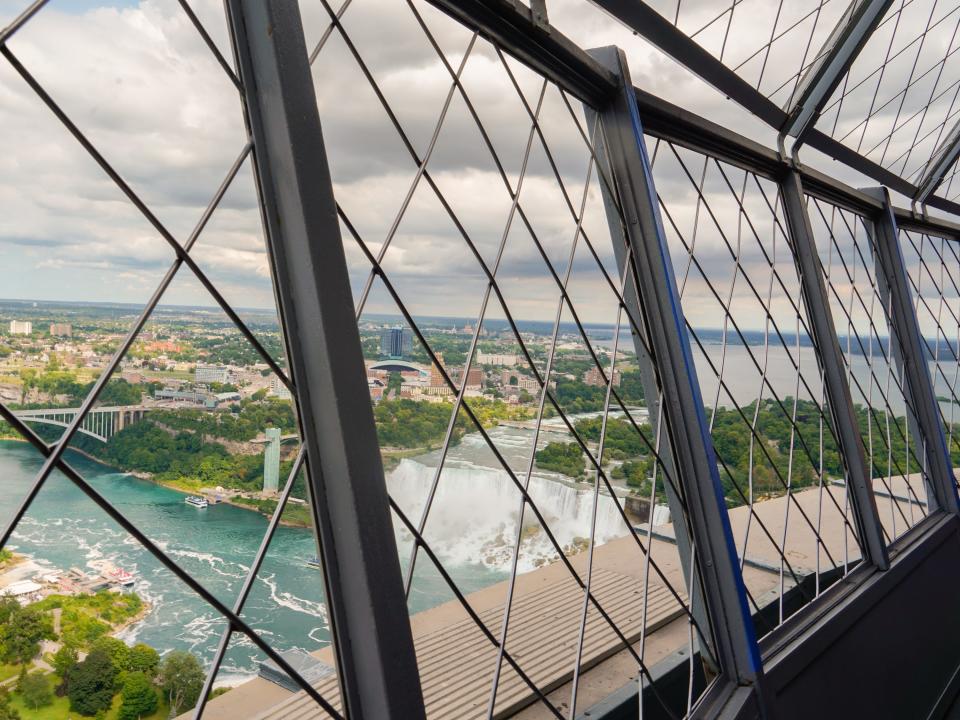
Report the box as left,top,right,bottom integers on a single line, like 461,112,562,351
780,170,890,570
225,2,426,718
589,45,764,692
865,187,960,516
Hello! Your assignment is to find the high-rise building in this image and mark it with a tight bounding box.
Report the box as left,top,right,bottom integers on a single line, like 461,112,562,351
262,427,281,494
583,366,621,387
9,320,32,335
430,352,446,387
380,327,412,359
270,374,292,400
49,323,72,337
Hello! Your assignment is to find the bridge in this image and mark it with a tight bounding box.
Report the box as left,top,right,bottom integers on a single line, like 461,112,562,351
13,405,150,443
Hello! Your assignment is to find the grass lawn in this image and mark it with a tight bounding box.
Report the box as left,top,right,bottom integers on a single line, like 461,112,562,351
9,675,169,720
0,663,21,683
10,692,71,720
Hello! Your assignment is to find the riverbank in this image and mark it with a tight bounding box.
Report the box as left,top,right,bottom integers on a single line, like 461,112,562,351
0,435,313,528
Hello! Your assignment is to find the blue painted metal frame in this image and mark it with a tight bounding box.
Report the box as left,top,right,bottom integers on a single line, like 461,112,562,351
590,46,763,689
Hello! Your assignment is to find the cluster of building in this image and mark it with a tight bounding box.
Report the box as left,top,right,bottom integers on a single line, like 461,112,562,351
153,385,241,409
1,561,136,607
7,320,72,336
365,352,561,405
364,325,618,405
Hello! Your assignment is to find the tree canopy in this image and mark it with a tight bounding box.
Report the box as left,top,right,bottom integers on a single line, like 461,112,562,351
118,671,158,720
68,647,117,716
160,650,204,716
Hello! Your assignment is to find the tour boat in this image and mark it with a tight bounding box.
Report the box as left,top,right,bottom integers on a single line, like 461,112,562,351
305,556,322,569
108,566,136,587
93,561,137,587
185,495,209,509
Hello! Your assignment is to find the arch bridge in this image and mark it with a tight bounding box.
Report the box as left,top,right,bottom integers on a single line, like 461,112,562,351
12,405,149,443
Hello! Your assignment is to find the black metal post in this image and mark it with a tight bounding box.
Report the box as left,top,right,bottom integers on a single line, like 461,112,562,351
224,2,426,718
589,46,764,694
780,170,890,569
864,187,960,515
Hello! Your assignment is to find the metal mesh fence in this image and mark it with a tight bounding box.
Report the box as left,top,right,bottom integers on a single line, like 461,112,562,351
288,1,724,717
806,196,931,542
0,1,346,718
647,138,866,635
814,0,960,184
2,1,960,719
898,227,960,479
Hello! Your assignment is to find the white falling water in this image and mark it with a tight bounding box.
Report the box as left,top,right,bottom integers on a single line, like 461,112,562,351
388,457,628,574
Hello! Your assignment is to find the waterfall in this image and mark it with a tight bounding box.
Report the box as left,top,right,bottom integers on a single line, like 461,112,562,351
388,457,629,574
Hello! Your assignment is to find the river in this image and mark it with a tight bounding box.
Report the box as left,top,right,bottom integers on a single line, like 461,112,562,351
3,343,957,686
0,418,628,686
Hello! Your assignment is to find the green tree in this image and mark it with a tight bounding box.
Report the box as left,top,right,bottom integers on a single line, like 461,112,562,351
387,372,403,398
90,635,130,675
160,650,204,716
127,643,160,678
18,368,37,403
0,687,20,720
118,671,158,720
0,600,52,664
535,442,586,478
20,671,53,710
68,647,117,716
52,645,79,681
53,644,79,695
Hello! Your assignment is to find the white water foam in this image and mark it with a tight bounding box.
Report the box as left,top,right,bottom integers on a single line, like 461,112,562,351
388,458,628,574
258,573,330,624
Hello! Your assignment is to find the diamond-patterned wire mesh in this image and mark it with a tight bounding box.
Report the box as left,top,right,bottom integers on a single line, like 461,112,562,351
603,0,851,107
0,1,345,717
814,0,960,185
6,1,960,719
937,150,960,202
648,138,866,636
0,1,727,718
277,1,725,717
806,196,931,542
898,228,960,480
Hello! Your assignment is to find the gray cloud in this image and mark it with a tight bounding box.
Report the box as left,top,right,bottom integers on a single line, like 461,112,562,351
0,0,949,334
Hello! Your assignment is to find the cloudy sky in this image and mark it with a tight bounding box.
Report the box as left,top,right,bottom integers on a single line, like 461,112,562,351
0,0,957,334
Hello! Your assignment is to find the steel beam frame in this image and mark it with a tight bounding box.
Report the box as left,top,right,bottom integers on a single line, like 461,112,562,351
780,169,891,569
225,2,425,718
590,45,764,691
864,186,960,515
424,0,617,105
585,99,714,670
418,0,960,215
782,0,893,143
914,121,960,204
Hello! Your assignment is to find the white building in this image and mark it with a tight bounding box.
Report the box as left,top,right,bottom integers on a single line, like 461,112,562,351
9,320,32,335
270,374,292,400
476,352,518,366
195,364,232,384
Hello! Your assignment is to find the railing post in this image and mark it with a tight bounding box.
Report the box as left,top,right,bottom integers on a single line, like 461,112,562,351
224,2,426,718
780,170,890,569
588,46,763,692
864,187,960,515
